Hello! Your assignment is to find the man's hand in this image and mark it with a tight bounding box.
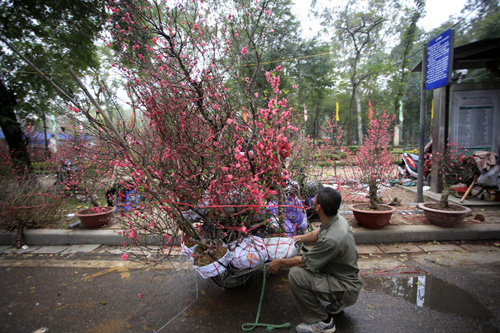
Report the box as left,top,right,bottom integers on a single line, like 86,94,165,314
267,259,283,274
267,256,306,274
293,229,319,243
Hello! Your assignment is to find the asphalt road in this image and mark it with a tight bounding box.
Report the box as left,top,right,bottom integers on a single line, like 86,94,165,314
1,243,499,333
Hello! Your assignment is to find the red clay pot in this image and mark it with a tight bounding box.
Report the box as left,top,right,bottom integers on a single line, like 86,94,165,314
349,203,397,229
418,202,471,227
76,206,115,228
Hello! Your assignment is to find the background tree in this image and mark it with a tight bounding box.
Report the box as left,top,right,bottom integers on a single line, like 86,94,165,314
461,0,500,42
315,0,395,144
293,39,336,141
388,0,426,145
457,0,500,82
0,0,107,171
229,0,301,103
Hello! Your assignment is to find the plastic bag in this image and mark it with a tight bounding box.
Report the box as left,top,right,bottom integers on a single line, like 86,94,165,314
264,237,298,260
193,249,232,279
229,236,269,270
268,196,308,236
180,242,197,257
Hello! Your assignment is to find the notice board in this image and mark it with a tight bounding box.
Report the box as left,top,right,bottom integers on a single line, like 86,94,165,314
450,89,500,151
426,29,454,91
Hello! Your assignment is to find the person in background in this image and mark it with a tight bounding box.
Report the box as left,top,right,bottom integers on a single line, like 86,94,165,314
268,187,362,333
106,153,135,207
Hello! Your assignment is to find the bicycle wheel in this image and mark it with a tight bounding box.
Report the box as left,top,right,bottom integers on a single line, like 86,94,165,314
211,271,254,288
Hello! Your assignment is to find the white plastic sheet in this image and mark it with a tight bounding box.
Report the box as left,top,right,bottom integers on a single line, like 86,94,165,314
264,237,298,260
180,242,197,257
193,250,232,279
229,236,269,270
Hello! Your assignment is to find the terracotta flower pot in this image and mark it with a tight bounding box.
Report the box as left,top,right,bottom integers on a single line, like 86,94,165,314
76,206,115,228
418,202,471,227
349,203,397,229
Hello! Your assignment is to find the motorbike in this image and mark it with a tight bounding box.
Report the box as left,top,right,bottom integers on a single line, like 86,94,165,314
398,142,433,184
398,152,432,184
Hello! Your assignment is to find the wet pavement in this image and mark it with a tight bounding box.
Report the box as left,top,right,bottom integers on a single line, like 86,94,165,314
1,243,499,332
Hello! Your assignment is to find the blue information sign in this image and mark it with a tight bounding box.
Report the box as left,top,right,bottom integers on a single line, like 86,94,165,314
426,29,454,91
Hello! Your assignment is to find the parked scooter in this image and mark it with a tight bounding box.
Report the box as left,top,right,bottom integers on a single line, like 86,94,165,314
398,141,432,184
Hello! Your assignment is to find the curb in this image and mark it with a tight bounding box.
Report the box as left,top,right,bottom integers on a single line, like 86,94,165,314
352,224,500,244
1,224,499,246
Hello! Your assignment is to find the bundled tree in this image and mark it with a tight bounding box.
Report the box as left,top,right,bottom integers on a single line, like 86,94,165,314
90,0,311,259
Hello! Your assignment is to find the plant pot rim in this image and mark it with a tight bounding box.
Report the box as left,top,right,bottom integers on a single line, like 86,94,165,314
349,203,397,214
418,202,471,214
76,206,116,217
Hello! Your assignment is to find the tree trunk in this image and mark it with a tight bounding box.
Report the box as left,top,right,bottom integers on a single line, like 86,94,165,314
369,179,379,210
312,104,321,142
15,220,25,249
356,94,363,145
347,84,357,145
440,183,450,209
0,79,32,173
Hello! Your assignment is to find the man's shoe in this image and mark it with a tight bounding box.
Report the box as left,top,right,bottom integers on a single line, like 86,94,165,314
295,317,336,333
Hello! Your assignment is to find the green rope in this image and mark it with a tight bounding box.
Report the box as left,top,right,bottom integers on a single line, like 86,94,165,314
241,263,291,331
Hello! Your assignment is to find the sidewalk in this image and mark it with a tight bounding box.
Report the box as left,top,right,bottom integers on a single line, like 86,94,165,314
1,240,498,259
1,186,499,247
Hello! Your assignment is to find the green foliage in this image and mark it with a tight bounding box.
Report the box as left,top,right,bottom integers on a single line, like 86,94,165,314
0,0,108,121
32,161,58,174
0,0,108,172
461,0,500,41
291,40,337,139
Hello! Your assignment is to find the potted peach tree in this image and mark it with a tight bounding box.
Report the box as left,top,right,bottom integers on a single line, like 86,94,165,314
349,111,398,229
418,140,474,227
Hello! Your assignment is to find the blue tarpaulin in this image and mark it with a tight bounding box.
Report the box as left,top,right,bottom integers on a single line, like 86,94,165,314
0,131,92,145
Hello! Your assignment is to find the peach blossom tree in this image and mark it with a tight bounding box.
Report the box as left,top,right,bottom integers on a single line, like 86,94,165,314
91,0,310,259
352,111,397,210
432,140,478,209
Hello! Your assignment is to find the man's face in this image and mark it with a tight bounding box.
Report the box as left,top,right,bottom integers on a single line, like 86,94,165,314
313,196,319,212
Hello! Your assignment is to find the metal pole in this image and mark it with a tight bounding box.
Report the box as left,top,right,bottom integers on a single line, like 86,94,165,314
417,44,428,203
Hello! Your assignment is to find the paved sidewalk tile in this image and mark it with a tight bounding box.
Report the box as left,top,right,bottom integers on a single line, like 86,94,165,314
0,245,13,252
378,244,422,254
103,248,123,255
417,244,463,252
459,244,500,252
356,244,383,254
61,244,101,254
31,246,70,254
2,246,41,254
